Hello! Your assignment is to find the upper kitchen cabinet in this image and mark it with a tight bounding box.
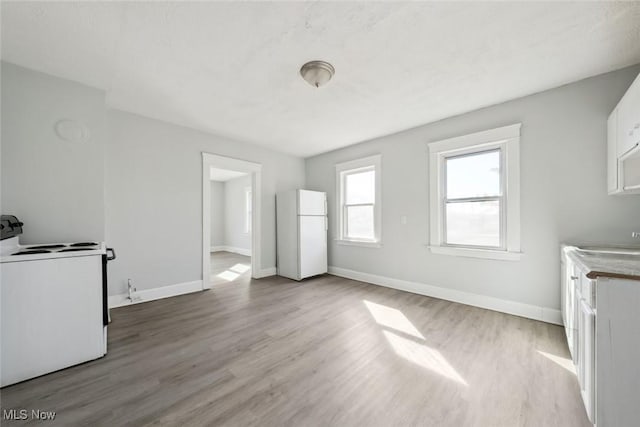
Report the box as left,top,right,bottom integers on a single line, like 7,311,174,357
608,73,640,195
617,75,640,157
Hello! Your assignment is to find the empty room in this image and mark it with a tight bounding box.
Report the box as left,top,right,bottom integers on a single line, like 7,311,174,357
1,1,639,426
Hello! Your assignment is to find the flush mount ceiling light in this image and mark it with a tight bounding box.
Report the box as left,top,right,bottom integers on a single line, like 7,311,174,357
300,60,335,88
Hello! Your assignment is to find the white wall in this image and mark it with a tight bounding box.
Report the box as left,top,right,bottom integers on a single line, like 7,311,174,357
210,181,225,247
305,64,640,313
224,174,251,252
105,110,305,295
1,62,106,243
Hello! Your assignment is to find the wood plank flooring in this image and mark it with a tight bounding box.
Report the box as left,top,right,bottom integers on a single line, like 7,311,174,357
1,272,590,426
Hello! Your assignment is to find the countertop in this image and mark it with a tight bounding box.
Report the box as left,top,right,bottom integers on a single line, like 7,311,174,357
564,245,640,281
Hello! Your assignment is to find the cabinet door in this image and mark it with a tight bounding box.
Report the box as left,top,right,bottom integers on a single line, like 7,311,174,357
561,257,574,329
561,258,567,325
578,298,596,424
571,278,581,364
617,75,640,157
565,263,579,363
607,109,620,194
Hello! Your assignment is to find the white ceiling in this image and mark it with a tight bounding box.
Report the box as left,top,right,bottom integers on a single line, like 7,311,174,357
2,2,639,158
209,167,247,182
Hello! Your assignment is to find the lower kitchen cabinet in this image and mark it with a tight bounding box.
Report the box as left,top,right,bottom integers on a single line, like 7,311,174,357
561,247,640,426
594,278,640,426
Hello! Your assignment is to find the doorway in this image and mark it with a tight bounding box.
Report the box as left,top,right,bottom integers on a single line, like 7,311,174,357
202,153,262,289
209,168,252,285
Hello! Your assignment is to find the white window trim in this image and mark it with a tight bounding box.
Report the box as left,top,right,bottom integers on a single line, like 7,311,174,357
335,154,382,248
428,124,522,261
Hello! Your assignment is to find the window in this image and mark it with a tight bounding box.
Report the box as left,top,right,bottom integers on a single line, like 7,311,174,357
428,124,521,260
335,155,382,247
444,149,502,248
244,186,252,234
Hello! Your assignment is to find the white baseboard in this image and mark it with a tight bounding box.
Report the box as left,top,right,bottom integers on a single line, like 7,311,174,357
227,246,251,256
210,245,251,257
328,266,563,325
254,267,276,278
108,280,203,308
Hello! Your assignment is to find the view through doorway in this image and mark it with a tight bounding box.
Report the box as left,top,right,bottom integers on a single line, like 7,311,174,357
202,152,262,290
209,167,252,286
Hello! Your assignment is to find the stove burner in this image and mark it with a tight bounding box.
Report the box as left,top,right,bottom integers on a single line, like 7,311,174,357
58,248,91,252
70,242,97,247
12,250,52,255
27,244,67,250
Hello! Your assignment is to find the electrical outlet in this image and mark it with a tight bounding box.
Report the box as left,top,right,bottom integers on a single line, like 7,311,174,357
401,215,407,225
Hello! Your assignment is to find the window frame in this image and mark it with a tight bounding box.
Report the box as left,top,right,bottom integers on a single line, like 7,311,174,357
428,124,521,261
335,154,382,248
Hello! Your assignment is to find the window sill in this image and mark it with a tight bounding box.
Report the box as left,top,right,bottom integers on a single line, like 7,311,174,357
428,245,522,261
336,239,382,248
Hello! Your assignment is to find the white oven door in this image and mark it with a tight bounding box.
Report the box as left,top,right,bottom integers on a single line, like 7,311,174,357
1,255,104,387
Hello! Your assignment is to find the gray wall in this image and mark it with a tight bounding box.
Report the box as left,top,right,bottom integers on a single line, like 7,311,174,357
105,110,304,295
209,175,251,251
210,181,225,247
1,62,106,243
1,62,305,297
224,174,252,251
4,59,638,307
305,64,640,312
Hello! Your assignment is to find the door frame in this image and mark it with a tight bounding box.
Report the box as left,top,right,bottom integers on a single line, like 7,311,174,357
202,152,262,289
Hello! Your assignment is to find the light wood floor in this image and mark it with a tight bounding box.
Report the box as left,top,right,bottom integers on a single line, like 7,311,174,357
1,272,590,426
210,251,251,287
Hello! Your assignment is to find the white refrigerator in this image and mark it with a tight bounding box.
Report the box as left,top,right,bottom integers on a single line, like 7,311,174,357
276,189,328,280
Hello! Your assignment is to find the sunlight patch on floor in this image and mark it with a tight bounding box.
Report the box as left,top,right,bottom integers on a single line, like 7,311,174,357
217,270,240,281
230,263,251,274
212,262,251,282
537,350,576,374
363,300,424,339
383,330,468,385
364,299,467,386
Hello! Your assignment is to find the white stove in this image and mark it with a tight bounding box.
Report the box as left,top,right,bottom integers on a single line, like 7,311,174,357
0,236,107,262
0,215,115,387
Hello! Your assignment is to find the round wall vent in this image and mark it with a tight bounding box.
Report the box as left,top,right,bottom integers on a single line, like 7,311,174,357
54,119,90,144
